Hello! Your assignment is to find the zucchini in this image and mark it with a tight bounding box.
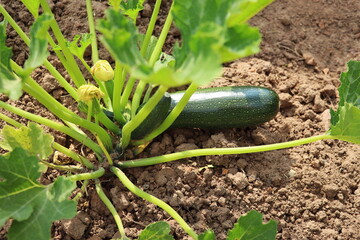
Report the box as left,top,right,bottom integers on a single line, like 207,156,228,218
130,86,279,139
169,86,279,129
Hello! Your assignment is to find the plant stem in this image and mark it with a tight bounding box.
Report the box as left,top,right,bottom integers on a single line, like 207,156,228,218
85,0,99,64
148,1,174,66
111,167,198,240
53,142,94,169
119,76,136,115
67,168,105,181
0,4,78,99
95,180,127,239
0,100,103,156
87,100,93,121
95,135,113,165
140,0,162,57
135,82,198,144
39,0,86,87
0,112,95,168
40,160,84,173
120,134,334,168
121,85,168,149
112,61,127,124
131,81,147,118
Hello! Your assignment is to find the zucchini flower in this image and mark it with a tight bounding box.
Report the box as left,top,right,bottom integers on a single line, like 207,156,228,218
77,84,104,102
91,60,114,82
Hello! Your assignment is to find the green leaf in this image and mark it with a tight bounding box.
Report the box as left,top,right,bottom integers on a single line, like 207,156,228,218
138,221,175,240
120,0,145,21
330,60,360,144
199,230,216,240
226,210,277,240
227,0,274,26
66,34,92,59
98,9,145,67
0,148,77,240
21,0,40,18
0,122,54,159
109,0,122,10
0,20,22,99
23,14,53,76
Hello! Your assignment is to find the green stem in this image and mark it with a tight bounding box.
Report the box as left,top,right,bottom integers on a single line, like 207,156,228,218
135,82,198,144
0,112,94,169
140,0,162,57
0,5,78,99
40,160,84,173
111,167,198,240
87,100,93,121
121,85,168,149
0,100,103,156
97,111,121,135
119,76,136,115
86,0,99,64
148,2,174,66
53,142,94,169
95,180,127,239
39,0,86,87
67,168,105,181
131,81,147,118
120,134,334,168
113,62,127,125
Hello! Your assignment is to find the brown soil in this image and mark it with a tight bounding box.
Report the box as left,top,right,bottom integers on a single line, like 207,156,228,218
1,0,360,240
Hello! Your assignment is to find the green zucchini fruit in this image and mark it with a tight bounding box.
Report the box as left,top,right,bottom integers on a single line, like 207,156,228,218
169,86,279,129
131,86,279,139
131,92,172,140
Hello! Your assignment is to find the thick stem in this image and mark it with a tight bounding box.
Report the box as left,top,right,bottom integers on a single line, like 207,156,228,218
86,0,99,64
140,0,162,57
148,2,174,66
39,0,86,87
121,85,168,149
112,62,127,125
111,167,198,240
95,180,127,239
120,134,334,168
67,168,105,181
131,81,147,118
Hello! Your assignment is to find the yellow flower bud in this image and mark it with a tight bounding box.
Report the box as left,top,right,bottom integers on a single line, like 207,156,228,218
77,84,104,102
91,60,114,81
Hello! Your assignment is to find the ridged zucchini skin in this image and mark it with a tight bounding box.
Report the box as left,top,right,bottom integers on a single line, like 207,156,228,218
169,86,279,129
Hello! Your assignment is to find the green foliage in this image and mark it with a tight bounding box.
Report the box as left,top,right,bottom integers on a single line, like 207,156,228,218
66,34,92,59
22,14,53,76
98,9,145,67
0,148,77,240
227,210,277,240
0,122,54,159
0,20,22,99
330,60,360,144
199,230,216,240
120,0,145,21
138,221,175,240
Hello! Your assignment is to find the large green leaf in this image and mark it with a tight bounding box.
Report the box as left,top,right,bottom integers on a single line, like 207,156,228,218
0,122,54,159
23,14,53,76
226,210,277,240
0,21,22,99
0,148,77,240
138,221,175,240
330,60,360,144
98,9,146,67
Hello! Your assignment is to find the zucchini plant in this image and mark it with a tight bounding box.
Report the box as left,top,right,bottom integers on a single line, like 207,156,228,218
0,0,359,239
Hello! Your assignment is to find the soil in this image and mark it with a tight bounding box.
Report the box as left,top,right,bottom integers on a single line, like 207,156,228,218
1,0,360,240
